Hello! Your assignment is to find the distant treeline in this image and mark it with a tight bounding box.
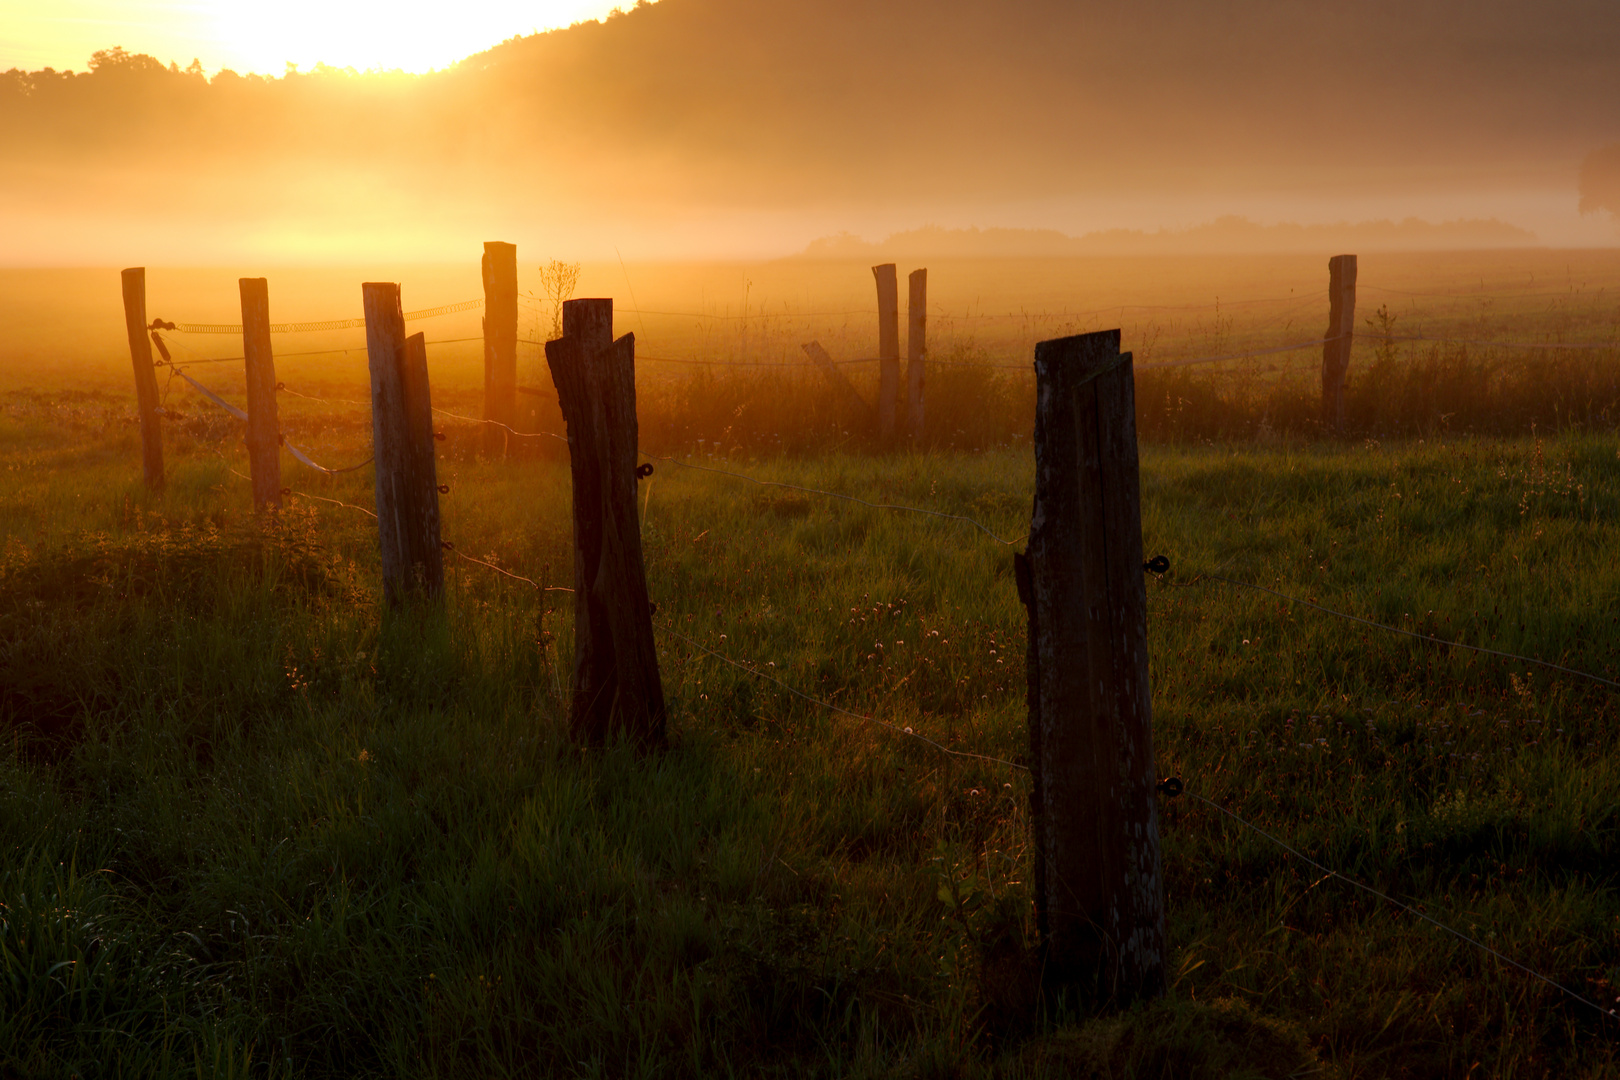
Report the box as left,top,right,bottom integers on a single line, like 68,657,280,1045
3,0,1618,236
799,219,1540,258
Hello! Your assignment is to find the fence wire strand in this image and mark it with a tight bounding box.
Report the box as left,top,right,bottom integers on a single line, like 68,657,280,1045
656,622,1027,772
1178,573,1620,691
1183,787,1617,1023
167,298,484,335
652,455,1023,546
172,368,373,475
429,406,566,442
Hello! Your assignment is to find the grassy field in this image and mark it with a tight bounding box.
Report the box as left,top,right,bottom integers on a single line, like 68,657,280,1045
3,374,1620,1077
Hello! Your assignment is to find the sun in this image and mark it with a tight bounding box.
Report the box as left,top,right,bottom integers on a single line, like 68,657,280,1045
208,0,636,74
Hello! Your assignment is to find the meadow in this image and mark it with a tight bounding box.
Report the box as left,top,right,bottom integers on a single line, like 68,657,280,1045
3,250,1620,1077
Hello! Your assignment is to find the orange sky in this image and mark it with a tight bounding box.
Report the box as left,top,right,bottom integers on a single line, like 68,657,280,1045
0,0,641,74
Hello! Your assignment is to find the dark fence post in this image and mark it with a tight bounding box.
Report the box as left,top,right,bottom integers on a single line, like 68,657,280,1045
363,282,443,606
873,263,900,444
1015,328,1166,1003
802,340,874,425
240,277,282,510
482,241,519,457
546,298,667,749
120,267,164,491
906,268,927,442
1320,253,1358,431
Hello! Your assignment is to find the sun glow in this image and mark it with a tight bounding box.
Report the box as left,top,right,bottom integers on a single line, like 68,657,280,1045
212,0,636,74
0,0,641,76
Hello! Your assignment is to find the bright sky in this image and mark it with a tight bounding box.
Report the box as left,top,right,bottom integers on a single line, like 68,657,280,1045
0,0,637,75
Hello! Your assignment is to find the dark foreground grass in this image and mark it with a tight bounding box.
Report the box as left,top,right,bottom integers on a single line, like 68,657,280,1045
2,395,1620,1077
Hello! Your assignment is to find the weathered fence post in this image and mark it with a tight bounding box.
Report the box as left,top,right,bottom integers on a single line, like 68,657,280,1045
239,277,282,510
906,268,927,441
120,268,164,491
802,341,874,426
363,283,443,606
1320,253,1358,431
873,263,900,444
546,298,667,748
482,241,519,457
1014,328,1166,1003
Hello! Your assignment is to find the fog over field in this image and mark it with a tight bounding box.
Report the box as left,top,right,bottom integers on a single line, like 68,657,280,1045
4,0,1620,263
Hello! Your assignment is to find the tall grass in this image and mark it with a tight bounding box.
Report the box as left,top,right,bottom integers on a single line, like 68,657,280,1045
503,340,1620,460
3,386,1620,1075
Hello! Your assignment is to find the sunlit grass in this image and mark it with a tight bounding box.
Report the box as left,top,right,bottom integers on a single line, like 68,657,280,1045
2,393,1619,1076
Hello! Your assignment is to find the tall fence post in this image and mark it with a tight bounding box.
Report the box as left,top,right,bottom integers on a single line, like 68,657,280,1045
873,263,900,445
1014,328,1166,1003
239,277,282,510
1320,253,1358,431
120,268,164,491
363,282,444,606
546,298,667,749
482,241,519,457
906,268,927,442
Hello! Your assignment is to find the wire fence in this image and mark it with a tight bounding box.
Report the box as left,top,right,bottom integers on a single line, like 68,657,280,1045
163,298,485,335
169,323,1620,1031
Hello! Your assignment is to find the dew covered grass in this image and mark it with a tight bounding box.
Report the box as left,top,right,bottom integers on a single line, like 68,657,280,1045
2,391,1620,1077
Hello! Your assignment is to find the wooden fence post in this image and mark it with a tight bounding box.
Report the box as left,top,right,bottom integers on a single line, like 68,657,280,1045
363,282,444,606
546,298,667,748
906,268,927,442
802,341,874,426
1014,328,1166,1003
239,277,282,510
873,263,900,444
1320,254,1358,431
482,241,519,457
119,268,164,491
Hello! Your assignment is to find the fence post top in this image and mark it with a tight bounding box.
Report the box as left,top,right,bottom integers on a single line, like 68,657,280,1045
1034,329,1128,388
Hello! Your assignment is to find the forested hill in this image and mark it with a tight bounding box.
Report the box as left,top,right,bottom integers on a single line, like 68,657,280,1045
3,0,1618,257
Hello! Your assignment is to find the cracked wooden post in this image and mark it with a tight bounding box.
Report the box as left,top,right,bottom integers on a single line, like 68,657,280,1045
1320,254,1357,432
906,268,927,442
482,240,519,457
239,277,282,510
120,267,164,491
363,282,443,606
1015,328,1166,1003
546,298,667,749
873,263,899,445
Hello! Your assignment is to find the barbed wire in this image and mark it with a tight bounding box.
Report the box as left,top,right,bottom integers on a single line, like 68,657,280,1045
446,546,574,592
1363,332,1620,352
429,405,567,442
275,385,369,407
1183,786,1617,1023
170,367,374,475
1175,572,1620,691
652,454,1024,546
1360,283,1618,304
656,621,1027,772
285,488,377,518
1137,336,1335,371
164,298,484,335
